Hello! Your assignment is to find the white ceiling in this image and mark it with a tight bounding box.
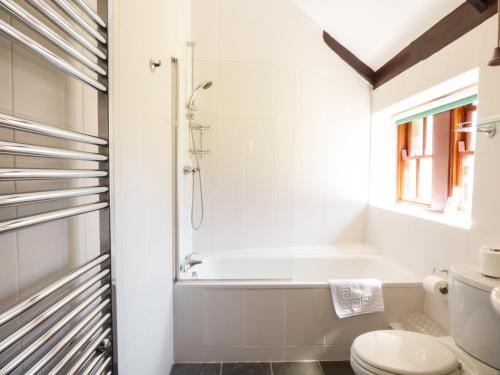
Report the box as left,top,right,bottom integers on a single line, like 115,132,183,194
293,0,465,70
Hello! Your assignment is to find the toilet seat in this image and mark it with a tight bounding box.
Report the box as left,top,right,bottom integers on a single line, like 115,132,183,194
351,330,460,375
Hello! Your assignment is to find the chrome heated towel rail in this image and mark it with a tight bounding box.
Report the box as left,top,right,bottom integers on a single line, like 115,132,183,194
0,0,114,373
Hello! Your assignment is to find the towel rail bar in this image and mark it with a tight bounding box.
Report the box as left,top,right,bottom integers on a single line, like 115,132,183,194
0,18,106,91
0,288,111,374
0,168,108,180
83,352,107,375
24,308,111,375
66,328,112,375
0,0,106,75
0,269,110,354
48,318,107,374
0,0,113,371
0,186,108,207
53,0,106,43
0,113,107,145
94,355,112,375
0,201,108,234
26,0,106,59
0,253,110,327
0,140,107,161
72,0,106,28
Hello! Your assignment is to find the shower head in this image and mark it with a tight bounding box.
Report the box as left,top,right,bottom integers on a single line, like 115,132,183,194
187,80,213,110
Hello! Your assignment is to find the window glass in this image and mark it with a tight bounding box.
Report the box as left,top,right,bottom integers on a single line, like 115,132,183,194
418,158,432,203
461,155,475,211
410,119,424,156
402,159,417,201
424,116,433,156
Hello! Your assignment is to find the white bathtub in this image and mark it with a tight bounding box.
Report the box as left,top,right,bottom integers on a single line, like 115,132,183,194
179,243,421,284
174,243,424,363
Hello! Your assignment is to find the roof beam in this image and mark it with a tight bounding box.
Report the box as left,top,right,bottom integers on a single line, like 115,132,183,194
322,31,375,86
467,0,489,12
322,0,498,89
373,0,498,88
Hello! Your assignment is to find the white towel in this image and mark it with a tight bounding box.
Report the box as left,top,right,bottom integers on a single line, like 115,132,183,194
328,279,385,319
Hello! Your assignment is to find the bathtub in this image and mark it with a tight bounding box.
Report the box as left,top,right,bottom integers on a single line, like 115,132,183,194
174,243,424,363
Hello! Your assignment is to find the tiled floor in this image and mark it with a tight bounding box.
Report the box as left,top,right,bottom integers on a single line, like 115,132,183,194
170,361,355,375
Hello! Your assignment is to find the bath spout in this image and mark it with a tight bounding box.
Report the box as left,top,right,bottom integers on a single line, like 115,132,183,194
180,253,202,272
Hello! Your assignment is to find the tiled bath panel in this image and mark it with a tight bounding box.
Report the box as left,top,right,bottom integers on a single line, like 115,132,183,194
170,361,354,375
173,285,424,362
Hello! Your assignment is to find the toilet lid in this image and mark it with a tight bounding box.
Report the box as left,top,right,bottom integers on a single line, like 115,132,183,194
351,330,459,375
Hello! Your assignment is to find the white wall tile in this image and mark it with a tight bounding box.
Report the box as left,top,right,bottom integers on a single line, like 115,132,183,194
285,289,328,345
285,345,325,361
188,0,371,253
468,154,500,263
246,290,285,346
204,290,246,346
174,288,204,348
17,222,69,298
322,345,351,361
0,233,19,311
244,347,286,362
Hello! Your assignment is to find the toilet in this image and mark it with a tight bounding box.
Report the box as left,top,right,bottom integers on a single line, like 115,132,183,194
350,265,500,375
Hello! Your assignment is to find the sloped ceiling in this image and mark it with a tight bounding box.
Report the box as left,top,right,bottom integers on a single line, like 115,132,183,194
294,0,465,70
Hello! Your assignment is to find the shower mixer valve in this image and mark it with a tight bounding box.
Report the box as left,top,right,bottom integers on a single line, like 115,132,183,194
183,166,200,175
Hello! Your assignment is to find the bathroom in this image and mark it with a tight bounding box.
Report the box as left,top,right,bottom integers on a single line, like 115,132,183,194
0,0,500,374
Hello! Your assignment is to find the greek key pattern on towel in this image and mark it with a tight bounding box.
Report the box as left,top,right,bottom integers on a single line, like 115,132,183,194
328,279,385,319
335,283,383,311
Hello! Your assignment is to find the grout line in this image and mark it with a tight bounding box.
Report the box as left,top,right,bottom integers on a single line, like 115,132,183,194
316,361,325,375
219,362,223,375
269,361,273,375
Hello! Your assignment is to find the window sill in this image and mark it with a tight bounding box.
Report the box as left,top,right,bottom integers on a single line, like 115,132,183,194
372,202,471,230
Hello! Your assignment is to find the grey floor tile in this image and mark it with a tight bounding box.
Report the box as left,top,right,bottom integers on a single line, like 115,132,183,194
272,362,323,375
320,361,355,375
222,362,271,375
170,363,221,375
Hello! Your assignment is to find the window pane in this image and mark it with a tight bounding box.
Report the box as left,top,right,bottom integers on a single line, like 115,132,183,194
418,158,432,203
402,160,417,201
461,155,475,211
425,116,433,155
410,119,424,156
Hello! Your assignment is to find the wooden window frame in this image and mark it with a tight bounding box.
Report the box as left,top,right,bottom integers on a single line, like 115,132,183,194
397,117,432,206
397,103,477,212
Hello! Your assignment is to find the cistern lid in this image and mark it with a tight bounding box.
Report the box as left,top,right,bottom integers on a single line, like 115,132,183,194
351,330,459,375
450,264,499,292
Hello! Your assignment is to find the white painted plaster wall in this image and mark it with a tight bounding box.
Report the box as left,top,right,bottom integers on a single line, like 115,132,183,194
366,16,500,328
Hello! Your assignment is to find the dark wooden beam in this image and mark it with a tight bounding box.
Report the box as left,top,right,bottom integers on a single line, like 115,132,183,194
373,0,498,88
467,0,489,12
322,31,375,85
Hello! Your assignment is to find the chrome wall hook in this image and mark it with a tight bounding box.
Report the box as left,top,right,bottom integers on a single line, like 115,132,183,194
150,59,162,72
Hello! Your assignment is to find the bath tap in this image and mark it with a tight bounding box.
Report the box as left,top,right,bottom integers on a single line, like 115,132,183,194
180,253,203,272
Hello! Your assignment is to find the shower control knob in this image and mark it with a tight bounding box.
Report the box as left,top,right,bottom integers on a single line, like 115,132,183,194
183,166,199,175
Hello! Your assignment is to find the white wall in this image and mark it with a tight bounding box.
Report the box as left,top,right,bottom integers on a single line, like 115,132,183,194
111,0,189,372
183,0,372,254
366,16,500,327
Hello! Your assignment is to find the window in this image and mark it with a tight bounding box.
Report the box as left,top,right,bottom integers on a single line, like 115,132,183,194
397,97,477,212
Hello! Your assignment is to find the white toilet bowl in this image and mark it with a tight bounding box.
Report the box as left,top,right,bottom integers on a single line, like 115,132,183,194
349,264,500,375
350,330,461,375
350,330,499,375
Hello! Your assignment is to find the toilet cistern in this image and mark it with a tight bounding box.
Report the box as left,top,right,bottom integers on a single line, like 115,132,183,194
492,286,500,315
